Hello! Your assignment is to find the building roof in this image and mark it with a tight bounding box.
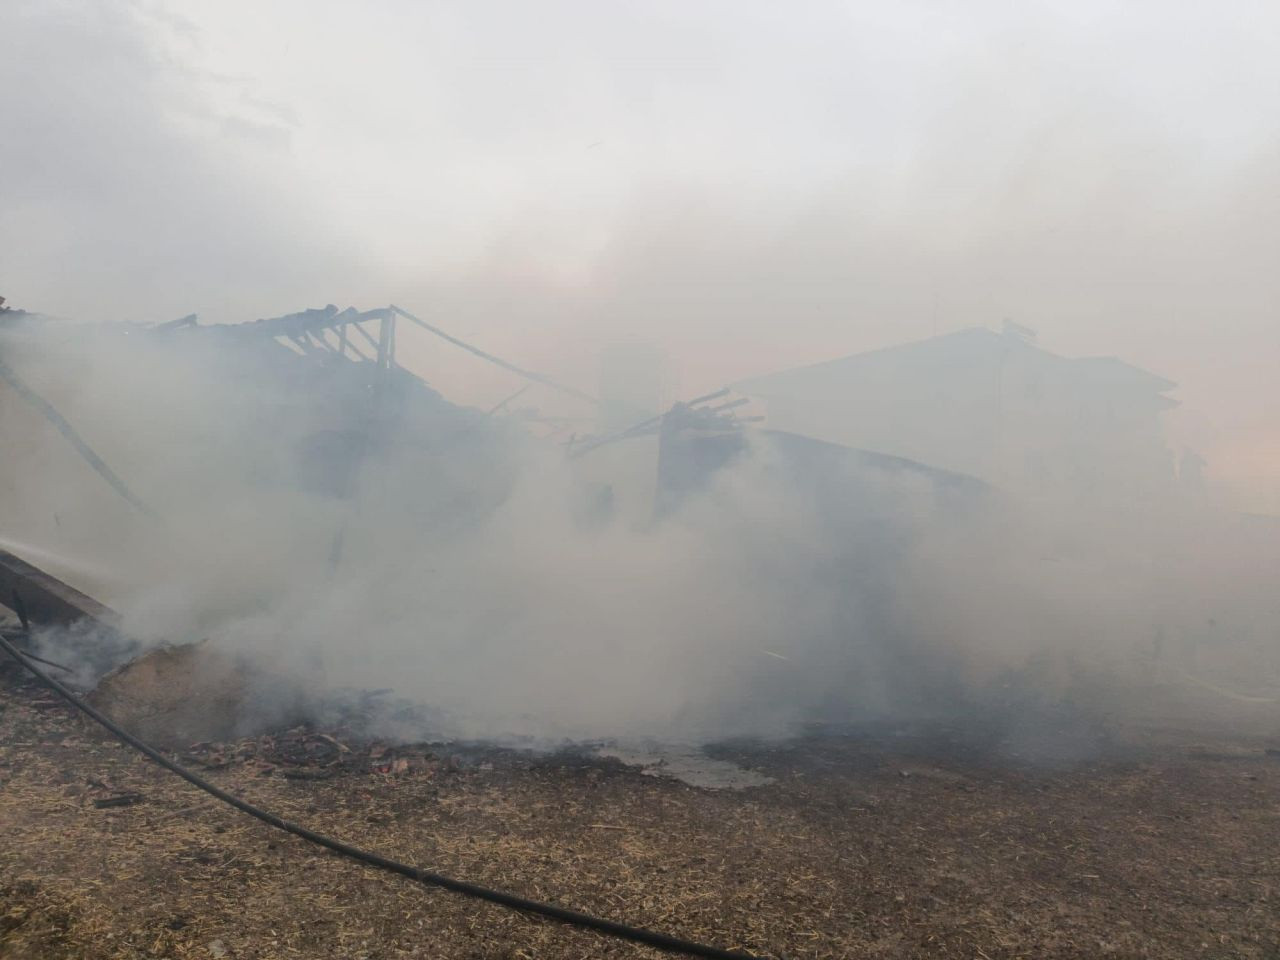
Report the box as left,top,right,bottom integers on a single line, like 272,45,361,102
734,327,1177,398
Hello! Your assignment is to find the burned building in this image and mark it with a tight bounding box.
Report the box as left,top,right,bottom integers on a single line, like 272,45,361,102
734,325,1180,503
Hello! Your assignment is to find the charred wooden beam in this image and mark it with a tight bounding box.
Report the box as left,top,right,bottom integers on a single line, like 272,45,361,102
0,548,118,629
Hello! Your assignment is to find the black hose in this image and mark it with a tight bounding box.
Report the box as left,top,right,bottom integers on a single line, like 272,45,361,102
0,634,762,960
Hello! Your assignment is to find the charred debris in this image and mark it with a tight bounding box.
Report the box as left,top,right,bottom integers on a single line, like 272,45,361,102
0,297,987,744
0,297,981,541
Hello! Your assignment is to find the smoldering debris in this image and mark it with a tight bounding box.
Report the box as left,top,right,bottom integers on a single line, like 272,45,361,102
0,299,1278,755
86,641,313,748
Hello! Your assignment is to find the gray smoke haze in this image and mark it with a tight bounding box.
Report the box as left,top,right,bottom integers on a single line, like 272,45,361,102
2,2,1279,747
2,321,1278,752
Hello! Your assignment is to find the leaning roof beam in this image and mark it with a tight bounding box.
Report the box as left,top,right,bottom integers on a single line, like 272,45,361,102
0,359,160,522
390,305,598,406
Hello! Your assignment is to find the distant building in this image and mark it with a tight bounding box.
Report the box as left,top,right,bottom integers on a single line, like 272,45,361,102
735,326,1179,502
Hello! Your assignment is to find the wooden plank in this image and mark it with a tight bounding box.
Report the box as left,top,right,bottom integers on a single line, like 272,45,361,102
0,548,118,628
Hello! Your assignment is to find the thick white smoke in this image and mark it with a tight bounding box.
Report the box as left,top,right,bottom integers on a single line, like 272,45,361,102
2,319,1277,752
2,2,1278,754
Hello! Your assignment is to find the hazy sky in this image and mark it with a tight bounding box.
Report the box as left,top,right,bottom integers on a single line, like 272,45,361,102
2,0,1278,506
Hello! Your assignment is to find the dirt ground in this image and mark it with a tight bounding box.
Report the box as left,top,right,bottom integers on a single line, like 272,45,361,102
3,666,1280,960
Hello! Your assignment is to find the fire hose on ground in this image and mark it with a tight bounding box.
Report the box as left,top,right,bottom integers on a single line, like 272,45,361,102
0,632,763,960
